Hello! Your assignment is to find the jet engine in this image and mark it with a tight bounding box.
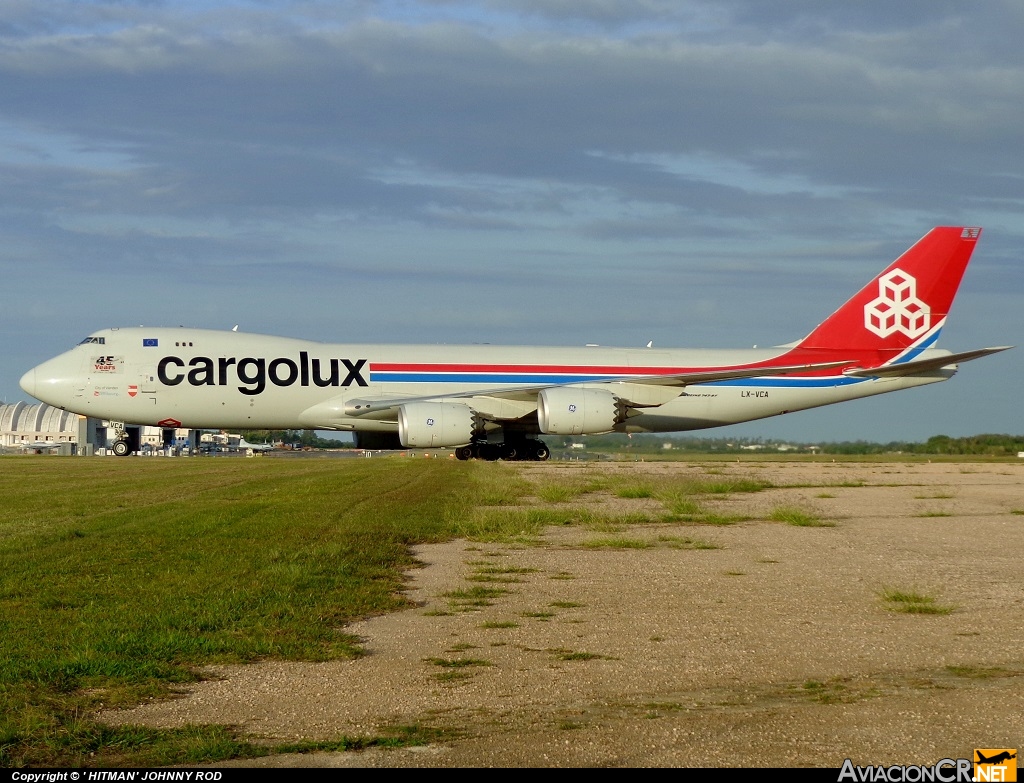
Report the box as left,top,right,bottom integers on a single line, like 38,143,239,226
398,402,477,448
537,387,620,435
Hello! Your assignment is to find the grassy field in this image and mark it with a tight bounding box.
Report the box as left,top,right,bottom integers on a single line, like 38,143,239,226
0,455,498,767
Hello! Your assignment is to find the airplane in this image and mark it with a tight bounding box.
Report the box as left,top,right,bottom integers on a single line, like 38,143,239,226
202,434,276,453
232,436,275,453
10,440,64,453
975,750,1016,765
19,227,1011,460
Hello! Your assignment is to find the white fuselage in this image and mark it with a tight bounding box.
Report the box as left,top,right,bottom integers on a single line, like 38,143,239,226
20,326,950,435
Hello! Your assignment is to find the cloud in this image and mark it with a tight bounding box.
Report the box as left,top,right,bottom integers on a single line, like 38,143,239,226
4,9,1022,229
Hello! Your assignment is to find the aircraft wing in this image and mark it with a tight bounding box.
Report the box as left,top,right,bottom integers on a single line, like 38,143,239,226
842,347,1012,378
342,360,855,420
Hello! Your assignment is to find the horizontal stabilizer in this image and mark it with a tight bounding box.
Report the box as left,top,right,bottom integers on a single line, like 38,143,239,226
843,346,1012,378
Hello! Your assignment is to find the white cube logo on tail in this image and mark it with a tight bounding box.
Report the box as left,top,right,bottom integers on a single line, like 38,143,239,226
864,268,931,338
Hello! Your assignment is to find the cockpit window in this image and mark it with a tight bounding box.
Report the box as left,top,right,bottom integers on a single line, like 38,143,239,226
79,337,106,345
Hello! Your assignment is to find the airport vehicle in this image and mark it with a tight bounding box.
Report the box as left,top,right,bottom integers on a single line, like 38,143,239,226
20,227,1009,459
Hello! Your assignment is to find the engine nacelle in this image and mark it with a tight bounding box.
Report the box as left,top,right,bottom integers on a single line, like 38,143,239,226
398,402,476,448
537,387,619,435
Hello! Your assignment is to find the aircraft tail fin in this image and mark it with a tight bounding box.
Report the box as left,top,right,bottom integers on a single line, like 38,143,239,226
795,227,982,361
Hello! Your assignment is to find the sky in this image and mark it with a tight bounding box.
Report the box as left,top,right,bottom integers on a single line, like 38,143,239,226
1,0,1021,443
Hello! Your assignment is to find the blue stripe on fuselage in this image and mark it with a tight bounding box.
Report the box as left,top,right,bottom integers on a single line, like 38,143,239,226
707,376,864,388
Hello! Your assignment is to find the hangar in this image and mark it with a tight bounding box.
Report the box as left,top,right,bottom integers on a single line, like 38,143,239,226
0,402,194,455
0,401,86,453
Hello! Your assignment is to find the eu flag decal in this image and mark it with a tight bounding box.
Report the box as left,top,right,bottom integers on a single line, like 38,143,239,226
143,338,159,347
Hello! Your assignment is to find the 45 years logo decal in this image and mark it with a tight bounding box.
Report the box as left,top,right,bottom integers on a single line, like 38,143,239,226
92,355,122,373
864,268,931,339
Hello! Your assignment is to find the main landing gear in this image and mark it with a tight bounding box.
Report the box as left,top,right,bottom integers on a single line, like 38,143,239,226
455,440,551,462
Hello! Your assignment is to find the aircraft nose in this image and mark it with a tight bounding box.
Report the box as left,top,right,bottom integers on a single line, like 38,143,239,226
19,367,36,398
21,353,82,407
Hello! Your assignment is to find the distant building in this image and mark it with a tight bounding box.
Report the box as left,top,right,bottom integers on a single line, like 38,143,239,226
0,401,83,448
0,401,192,454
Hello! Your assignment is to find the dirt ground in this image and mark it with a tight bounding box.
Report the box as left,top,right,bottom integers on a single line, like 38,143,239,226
106,460,1024,767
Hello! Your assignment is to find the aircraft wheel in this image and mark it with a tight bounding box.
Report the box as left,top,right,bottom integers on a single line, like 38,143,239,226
500,444,518,461
112,440,131,457
479,444,500,461
455,446,474,461
532,442,551,461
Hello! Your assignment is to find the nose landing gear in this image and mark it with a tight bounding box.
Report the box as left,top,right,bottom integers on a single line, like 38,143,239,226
108,421,138,456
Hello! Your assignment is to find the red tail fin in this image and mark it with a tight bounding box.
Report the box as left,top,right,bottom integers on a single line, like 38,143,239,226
796,227,981,360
